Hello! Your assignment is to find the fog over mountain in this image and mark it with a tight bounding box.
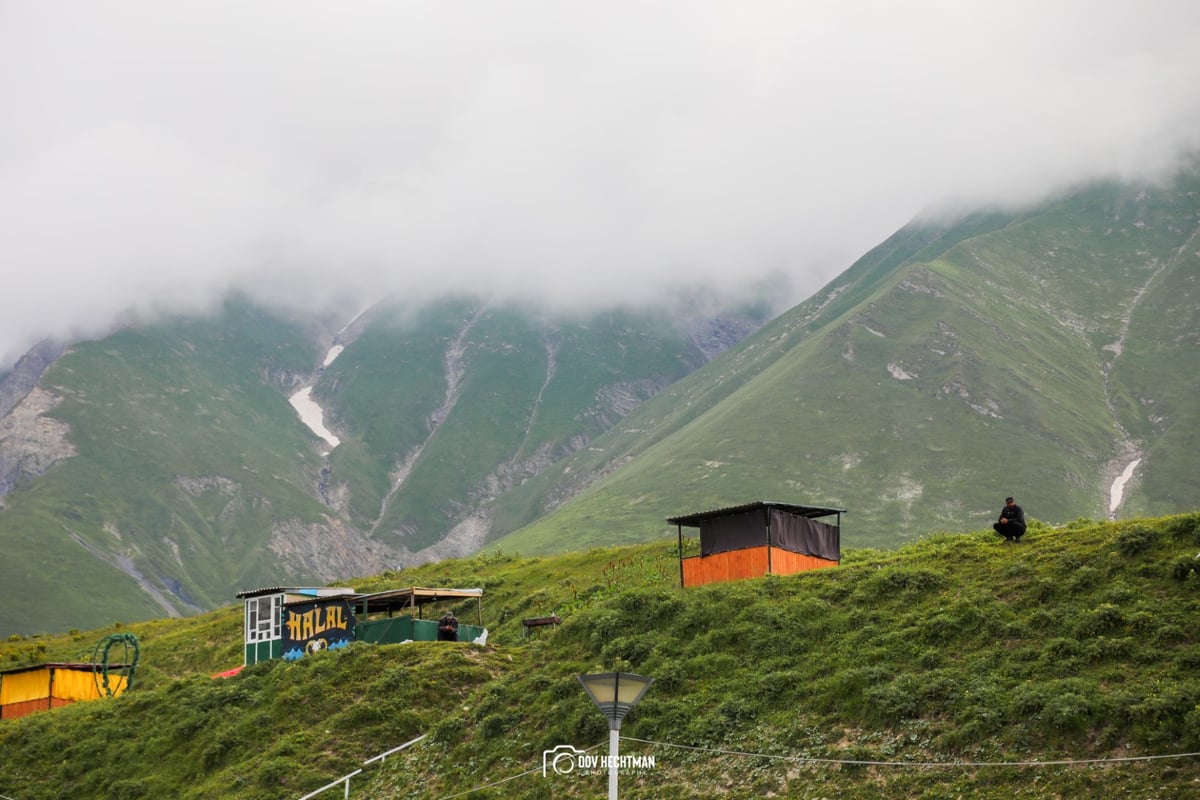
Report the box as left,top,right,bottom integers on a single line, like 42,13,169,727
3,1,1199,369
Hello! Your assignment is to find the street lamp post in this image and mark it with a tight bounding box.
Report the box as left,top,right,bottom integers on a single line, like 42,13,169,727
577,671,654,800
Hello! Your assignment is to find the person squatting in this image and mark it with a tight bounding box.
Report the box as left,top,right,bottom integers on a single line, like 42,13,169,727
994,496,1026,542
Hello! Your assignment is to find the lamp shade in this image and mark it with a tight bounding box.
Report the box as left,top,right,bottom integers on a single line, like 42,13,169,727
577,672,654,727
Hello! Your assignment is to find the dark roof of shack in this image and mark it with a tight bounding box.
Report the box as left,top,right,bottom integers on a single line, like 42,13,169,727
666,500,845,527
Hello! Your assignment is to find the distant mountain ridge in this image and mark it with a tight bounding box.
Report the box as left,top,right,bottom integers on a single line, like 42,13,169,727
0,294,767,634
489,170,1200,554
1,169,1198,636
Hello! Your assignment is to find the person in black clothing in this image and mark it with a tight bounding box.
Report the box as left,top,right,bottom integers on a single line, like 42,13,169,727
993,496,1027,542
437,611,459,642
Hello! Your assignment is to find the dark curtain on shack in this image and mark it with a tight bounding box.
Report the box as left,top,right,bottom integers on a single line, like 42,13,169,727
770,508,840,561
699,510,766,555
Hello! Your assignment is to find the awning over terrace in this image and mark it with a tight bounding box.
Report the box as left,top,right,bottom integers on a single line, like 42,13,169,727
353,587,484,625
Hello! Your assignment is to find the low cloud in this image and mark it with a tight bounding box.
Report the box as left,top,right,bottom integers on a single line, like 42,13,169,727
3,1,1199,368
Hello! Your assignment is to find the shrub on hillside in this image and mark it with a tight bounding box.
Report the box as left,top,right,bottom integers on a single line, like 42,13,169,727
860,566,947,600
1169,554,1200,581
1073,603,1124,637
1116,524,1159,556
600,632,656,664
1040,689,1095,734
1125,684,1200,748
1164,512,1200,544
864,676,921,722
1067,565,1102,590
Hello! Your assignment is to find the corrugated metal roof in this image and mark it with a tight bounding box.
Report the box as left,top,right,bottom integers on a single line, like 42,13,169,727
666,500,845,527
235,586,356,599
235,586,289,598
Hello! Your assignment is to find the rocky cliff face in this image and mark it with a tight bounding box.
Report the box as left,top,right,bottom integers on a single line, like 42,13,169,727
0,339,63,418
268,515,401,581
0,341,70,499
0,387,77,499
689,313,764,360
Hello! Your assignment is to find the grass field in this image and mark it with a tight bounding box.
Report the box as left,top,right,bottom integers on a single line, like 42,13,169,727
3,512,1200,798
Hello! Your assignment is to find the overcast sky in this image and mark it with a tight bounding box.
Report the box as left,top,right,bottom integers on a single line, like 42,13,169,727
2,1,1199,370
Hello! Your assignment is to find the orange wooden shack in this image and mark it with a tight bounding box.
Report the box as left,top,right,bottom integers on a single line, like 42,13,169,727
671,500,843,587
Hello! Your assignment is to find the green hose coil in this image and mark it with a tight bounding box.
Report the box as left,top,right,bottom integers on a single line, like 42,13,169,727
92,632,140,698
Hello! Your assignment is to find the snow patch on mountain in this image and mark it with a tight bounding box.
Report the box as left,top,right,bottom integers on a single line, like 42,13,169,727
1108,458,1141,518
288,331,354,453
289,386,340,450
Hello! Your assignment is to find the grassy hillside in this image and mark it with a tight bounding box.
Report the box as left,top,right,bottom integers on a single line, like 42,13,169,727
3,512,1200,799
494,175,1200,554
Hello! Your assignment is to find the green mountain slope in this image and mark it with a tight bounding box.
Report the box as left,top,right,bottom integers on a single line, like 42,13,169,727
2,513,1199,799
319,298,714,554
0,296,746,635
495,173,1200,554
0,298,333,633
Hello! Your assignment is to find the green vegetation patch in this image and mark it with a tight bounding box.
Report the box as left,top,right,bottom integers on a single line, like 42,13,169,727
4,513,1200,798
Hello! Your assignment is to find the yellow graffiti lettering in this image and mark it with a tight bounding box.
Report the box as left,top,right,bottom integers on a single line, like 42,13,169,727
327,605,345,629
286,604,349,643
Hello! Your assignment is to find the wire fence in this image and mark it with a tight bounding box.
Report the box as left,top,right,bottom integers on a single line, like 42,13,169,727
425,735,1200,799
289,730,1200,800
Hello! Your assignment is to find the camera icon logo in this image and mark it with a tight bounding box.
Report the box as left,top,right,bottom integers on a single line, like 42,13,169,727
542,744,585,776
